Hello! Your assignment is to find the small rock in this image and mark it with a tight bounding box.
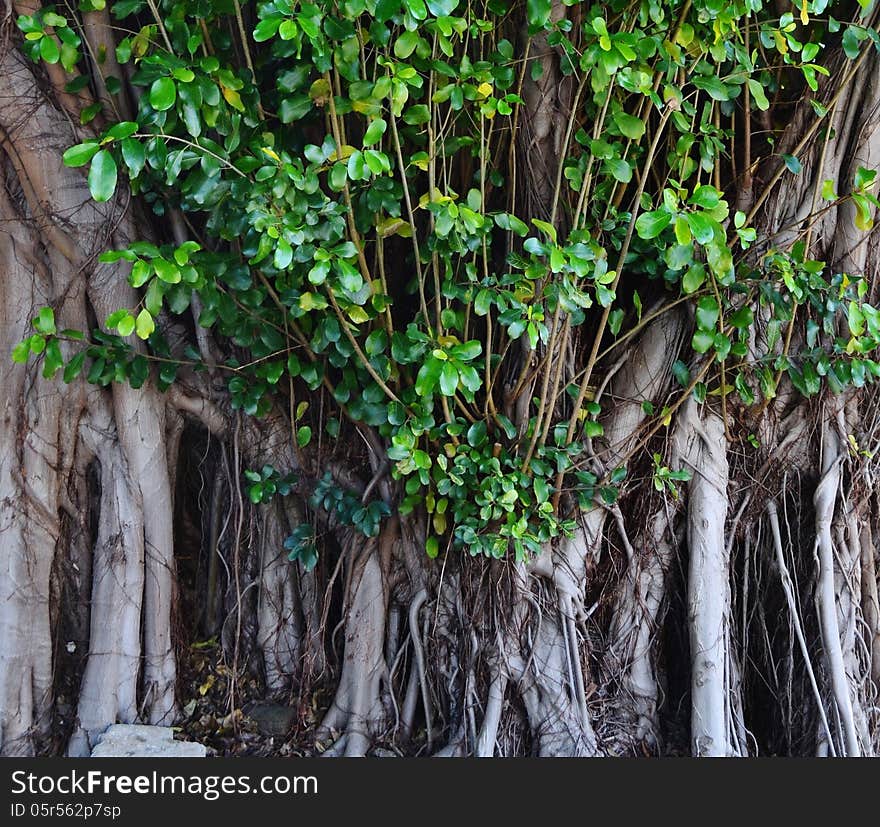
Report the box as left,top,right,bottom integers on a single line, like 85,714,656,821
243,702,297,737
90,724,206,758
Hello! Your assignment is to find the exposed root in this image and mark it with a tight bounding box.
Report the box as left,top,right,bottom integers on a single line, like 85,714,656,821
68,400,144,756
316,523,394,756
605,504,678,749
680,399,740,756
766,499,835,754
813,421,860,756
256,501,301,695
407,588,432,749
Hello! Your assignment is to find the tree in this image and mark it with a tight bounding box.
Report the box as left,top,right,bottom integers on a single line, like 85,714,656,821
2,0,880,757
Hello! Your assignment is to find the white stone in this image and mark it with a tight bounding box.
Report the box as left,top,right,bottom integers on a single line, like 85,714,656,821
90,724,206,758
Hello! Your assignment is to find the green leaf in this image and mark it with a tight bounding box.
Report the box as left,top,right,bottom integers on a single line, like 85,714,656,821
279,95,312,123
527,0,552,27
855,167,876,190
682,264,706,294
403,105,430,125
474,289,492,316
278,19,299,39
105,309,128,328
103,121,139,142
364,150,388,175
63,141,100,167
426,536,440,558
439,361,458,396
848,301,866,336
347,150,366,180
33,307,56,335
674,215,692,245
29,334,46,356
458,365,481,393
120,138,145,177
297,425,312,447
747,78,769,111
129,260,151,287
686,212,716,244
415,357,441,396
135,308,155,340
42,11,67,27
80,102,102,126
11,340,31,363
40,35,60,64
363,118,387,147
688,185,721,209
605,157,632,183
329,162,348,190
63,351,86,383
672,360,690,386
43,337,63,378
692,330,715,353
253,17,281,42
729,307,754,329
852,193,874,230
274,239,293,270
842,26,861,60
336,259,363,292
88,150,117,202
451,340,482,361
467,420,487,447
116,312,136,337
149,77,177,111
153,257,181,283
665,243,693,271
635,210,672,239
403,0,427,20
394,31,420,59
613,111,645,140
608,308,624,336
533,476,549,504
532,218,557,243
695,296,719,331
692,74,730,101
781,154,802,174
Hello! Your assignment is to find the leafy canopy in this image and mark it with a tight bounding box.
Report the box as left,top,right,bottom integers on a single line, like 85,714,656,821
14,0,880,565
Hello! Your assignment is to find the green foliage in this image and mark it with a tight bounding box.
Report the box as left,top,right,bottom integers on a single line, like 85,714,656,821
244,465,297,504
284,524,319,571
652,453,691,498
311,472,391,538
11,0,880,562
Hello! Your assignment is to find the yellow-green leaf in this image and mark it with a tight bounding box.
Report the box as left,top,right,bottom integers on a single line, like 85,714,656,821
135,308,155,339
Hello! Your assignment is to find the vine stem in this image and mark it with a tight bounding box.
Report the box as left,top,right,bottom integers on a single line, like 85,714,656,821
144,0,173,52
551,106,673,511
324,71,374,289
389,113,431,328
231,0,265,120
326,289,403,407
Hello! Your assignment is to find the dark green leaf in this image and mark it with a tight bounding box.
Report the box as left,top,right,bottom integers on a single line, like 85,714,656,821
63,141,100,167
149,77,177,111
88,150,117,202
781,154,802,174
635,210,671,239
